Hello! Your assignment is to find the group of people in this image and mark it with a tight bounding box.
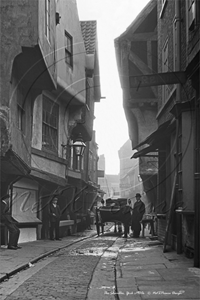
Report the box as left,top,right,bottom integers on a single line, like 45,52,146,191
0,195,62,249
1,193,145,249
98,193,145,238
123,193,145,238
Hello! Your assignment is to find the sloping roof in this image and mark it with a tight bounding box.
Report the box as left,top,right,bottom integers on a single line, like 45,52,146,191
116,0,156,40
80,21,97,54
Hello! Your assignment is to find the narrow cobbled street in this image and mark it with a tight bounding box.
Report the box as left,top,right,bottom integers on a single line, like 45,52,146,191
1,226,200,300
0,227,119,300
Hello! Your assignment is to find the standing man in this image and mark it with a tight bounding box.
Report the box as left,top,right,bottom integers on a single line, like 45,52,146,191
49,197,61,241
0,194,21,250
122,199,132,238
131,193,145,238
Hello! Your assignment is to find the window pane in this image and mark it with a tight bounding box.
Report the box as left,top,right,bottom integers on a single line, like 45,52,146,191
42,96,58,152
65,31,73,67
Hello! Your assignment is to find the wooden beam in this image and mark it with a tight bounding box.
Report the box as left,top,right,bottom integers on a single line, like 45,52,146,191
131,32,157,41
130,71,187,88
129,51,158,97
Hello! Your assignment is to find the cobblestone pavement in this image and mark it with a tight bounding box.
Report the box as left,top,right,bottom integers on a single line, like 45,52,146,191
1,228,199,300
0,233,118,300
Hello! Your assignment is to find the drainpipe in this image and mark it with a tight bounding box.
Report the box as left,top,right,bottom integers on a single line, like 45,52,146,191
175,0,182,254
194,79,200,268
175,0,181,103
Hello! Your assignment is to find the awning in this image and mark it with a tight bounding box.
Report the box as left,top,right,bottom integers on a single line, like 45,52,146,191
131,119,174,159
131,146,158,159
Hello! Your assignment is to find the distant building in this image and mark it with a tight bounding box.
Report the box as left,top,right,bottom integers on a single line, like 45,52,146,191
118,139,150,212
98,155,120,200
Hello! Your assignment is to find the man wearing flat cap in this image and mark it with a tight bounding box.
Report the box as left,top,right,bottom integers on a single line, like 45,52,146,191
131,193,145,238
0,194,21,250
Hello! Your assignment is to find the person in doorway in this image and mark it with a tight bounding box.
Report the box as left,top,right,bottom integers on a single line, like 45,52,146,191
0,194,21,250
131,193,145,238
49,197,61,241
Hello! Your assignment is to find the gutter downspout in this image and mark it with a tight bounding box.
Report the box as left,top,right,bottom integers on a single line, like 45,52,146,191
175,0,181,103
175,0,182,254
194,85,200,268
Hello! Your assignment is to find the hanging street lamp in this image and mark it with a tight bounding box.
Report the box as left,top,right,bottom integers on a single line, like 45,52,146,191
72,133,86,157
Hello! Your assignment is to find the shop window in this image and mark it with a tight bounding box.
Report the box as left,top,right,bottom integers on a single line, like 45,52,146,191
42,96,58,153
45,0,50,42
65,31,73,67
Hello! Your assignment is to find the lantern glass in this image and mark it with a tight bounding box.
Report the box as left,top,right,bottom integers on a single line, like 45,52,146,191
72,137,86,157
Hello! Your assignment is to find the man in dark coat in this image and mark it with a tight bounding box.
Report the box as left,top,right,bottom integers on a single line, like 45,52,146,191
131,193,145,238
49,197,61,240
122,199,132,238
1,194,21,250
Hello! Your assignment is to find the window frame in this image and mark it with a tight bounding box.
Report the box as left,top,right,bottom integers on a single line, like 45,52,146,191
45,0,50,42
65,30,73,68
42,96,59,153
17,103,25,133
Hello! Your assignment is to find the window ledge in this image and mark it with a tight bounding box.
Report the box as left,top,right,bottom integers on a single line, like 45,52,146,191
31,147,67,165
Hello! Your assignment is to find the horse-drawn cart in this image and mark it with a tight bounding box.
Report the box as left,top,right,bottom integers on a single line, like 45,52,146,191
95,198,132,236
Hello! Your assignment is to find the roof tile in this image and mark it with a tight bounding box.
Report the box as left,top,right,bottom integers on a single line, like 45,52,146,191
80,21,97,54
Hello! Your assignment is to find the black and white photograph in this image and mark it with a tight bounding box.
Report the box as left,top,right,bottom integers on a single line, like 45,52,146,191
0,0,200,299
